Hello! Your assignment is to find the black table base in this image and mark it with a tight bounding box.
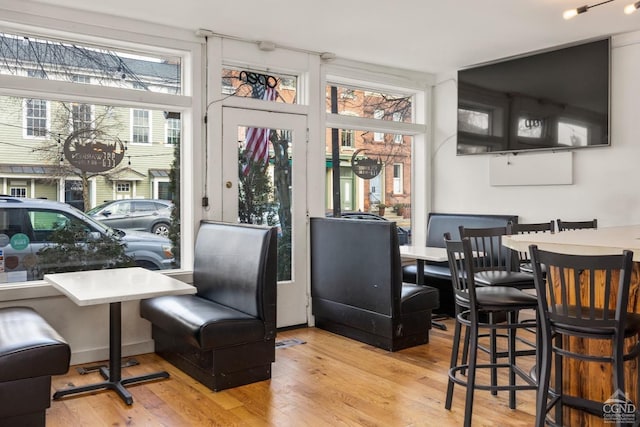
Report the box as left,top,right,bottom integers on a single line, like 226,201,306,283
53,302,170,405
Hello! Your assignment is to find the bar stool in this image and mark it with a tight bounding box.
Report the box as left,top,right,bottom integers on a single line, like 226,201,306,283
529,245,640,427
444,235,538,427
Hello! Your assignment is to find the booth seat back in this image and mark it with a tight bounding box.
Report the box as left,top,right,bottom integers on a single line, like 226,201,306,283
194,221,276,328
425,212,519,248
311,217,438,351
311,217,402,317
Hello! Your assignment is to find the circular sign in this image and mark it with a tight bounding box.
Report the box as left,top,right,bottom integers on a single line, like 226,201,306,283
23,254,38,269
64,139,125,172
351,149,382,180
10,233,30,250
0,233,9,247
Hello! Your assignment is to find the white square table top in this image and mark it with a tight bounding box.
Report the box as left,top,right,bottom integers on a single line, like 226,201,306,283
44,267,196,306
400,246,449,262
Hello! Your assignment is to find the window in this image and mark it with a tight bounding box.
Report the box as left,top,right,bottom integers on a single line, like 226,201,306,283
0,28,190,284
221,67,297,104
131,109,151,143
393,164,403,194
1,32,183,95
24,99,49,138
71,103,94,137
166,118,180,145
340,129,354,148
374,110,384,142
116,182,131,193
10,187,26,198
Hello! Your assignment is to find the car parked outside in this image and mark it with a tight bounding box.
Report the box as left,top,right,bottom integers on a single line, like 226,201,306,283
327,211,411,245
0,196,175,283
87,199,173,237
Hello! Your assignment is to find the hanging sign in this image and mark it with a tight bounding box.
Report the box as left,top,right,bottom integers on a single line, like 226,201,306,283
351,149,382,180
64,139,125,173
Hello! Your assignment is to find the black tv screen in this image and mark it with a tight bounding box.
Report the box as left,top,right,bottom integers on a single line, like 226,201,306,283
457,38,610,155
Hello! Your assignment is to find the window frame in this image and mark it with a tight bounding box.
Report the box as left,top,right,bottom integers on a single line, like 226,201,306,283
0,20,200,292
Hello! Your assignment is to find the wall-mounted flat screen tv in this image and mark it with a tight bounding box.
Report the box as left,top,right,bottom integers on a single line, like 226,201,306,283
457,38,610,155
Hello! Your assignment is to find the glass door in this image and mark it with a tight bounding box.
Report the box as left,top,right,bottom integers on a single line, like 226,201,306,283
222,107,307,327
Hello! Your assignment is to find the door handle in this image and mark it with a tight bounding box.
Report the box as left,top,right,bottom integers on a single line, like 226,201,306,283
225,181,232,188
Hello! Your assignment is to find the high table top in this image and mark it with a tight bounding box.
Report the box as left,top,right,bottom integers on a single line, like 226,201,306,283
400,246,449,262
503,224,640,262
44,267,196,306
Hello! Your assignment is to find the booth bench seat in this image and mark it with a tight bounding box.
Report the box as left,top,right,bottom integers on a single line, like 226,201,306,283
140,221,277,392
402,212,518,316
0,306,70,427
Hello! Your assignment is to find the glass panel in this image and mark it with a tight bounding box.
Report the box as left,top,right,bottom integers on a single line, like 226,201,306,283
237,125,292,280
325,127,412,245
0,32,182,94
325,85,414,123
222,67,297,104
458,107,490,135
0,95,180,283
558,121,588,146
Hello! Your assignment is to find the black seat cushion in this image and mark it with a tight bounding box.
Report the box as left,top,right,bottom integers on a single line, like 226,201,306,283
0,306,70,382
140,295,266,350
455,286,538,309
401,283,439,313
474,271,535,290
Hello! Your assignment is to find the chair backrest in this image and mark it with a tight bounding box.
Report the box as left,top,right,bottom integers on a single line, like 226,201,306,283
556,218,597,231
310,217,402,316
529,245,633,333
193,221,277,328
444,233,479,311
458,225,514,271
508,221,555,263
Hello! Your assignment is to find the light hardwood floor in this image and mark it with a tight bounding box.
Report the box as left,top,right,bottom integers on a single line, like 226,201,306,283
47,318,537,426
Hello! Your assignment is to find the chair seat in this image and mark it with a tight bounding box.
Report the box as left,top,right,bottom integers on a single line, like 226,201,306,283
455,286,538,309
474,270,535,289
551,307,640,337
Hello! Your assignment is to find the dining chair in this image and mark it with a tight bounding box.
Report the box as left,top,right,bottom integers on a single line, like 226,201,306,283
444,234,538,427
507,221,555,274
556,218,597,231
529,245,640,427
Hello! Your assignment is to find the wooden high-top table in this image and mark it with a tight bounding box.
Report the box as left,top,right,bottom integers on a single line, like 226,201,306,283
504,225,640,427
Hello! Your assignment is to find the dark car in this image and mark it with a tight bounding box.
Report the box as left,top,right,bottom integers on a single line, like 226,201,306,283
326,211,411,245
87,199,173,237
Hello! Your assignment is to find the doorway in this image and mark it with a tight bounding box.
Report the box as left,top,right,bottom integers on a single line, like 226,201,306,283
222,107,308,327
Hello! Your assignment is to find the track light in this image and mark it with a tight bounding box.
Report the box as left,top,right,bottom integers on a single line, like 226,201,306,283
624,1,640,14
563,0,640,19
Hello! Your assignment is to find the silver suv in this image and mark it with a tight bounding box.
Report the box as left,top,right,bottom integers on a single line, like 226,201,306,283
87,199,173,237
0,196,175,283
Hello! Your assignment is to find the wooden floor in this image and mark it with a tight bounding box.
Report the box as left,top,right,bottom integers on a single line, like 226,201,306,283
47,318,537,426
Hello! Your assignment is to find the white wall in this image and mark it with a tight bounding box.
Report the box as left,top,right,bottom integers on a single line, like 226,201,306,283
431,31,640,227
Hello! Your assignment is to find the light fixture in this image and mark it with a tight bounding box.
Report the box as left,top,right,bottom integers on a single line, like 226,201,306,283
563,4,589,19
624,1,640,14
563,0,640,18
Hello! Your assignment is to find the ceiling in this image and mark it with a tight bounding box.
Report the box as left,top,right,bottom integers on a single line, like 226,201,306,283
28,0,640,74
